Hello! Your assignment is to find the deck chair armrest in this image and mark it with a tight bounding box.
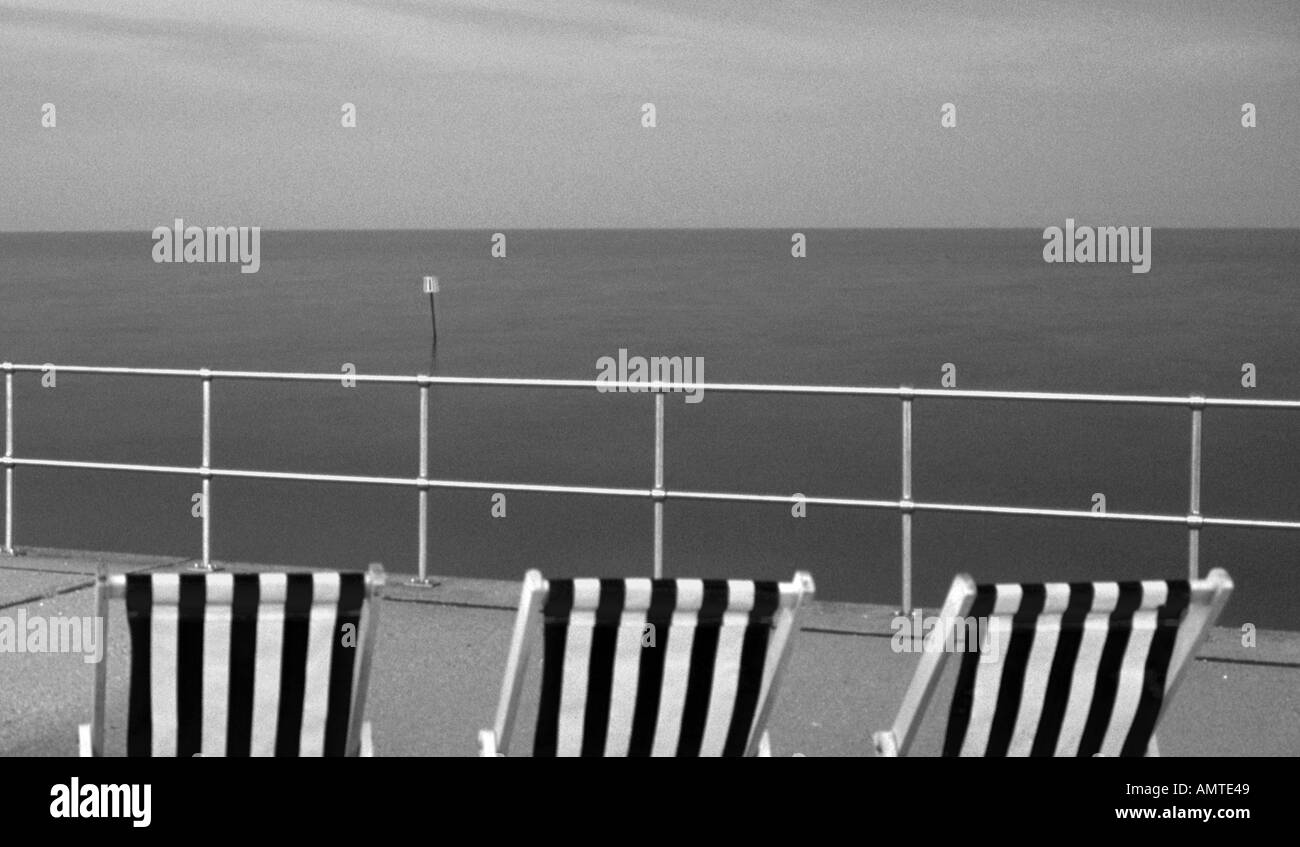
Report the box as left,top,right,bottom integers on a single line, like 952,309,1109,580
478,729,500,757
79,723,93,757
360,721,375,757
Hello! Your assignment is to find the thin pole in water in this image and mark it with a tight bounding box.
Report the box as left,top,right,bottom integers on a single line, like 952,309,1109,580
423,275,439,349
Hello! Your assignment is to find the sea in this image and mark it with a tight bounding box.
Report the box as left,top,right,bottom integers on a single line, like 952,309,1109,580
0,229,1296,627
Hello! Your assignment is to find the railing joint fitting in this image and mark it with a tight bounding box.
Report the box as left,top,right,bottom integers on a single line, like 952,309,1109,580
1,362,12,372
900,498,915,513
899,386,914,400
199,368,212,381
1187,514,1204,528
417,374,432,387
651,487,667,502
1189,395,1206,409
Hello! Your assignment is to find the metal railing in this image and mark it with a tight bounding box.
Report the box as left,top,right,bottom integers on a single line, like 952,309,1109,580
3,361,1300,611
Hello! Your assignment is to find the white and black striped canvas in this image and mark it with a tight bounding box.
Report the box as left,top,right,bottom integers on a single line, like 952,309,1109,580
942,578,1193,757
118,571,370,757
533,577,794,757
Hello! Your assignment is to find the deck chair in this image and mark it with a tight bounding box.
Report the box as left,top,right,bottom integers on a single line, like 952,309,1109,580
874,568,1232,757
80,564,384,757
480,569,815,756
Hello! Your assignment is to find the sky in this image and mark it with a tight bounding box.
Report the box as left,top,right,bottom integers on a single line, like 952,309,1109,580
1,0,1297,229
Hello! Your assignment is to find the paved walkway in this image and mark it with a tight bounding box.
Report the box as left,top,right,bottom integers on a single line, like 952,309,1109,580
2,548,1297,756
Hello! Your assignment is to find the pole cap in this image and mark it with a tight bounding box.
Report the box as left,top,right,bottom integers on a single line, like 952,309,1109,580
423,275,439,294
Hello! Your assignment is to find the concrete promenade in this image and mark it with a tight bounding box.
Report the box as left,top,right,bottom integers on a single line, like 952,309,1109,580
2,548,1297,756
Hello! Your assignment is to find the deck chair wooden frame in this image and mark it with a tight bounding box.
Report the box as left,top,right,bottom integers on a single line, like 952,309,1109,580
480,569,815,757
80,563,384,757
874,568,1232,757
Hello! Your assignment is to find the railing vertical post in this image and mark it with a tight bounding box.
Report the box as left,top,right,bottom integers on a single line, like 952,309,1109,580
3,363,13,555
900,387,914,614
1188,397,1204,580
412,379,432,586
653,392,664,578
197,370,213,571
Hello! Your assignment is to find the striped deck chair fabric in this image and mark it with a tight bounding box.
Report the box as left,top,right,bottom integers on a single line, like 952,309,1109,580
80,564,384,757
480,569,815,756
874,568,1232,757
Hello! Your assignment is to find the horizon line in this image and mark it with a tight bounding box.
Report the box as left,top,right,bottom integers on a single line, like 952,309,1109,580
2,225,1298,235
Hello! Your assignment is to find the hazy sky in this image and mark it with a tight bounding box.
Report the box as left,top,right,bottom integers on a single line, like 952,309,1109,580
1,0,1297,229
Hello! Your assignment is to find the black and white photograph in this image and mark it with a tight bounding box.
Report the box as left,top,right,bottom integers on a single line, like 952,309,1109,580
0,0,1294,827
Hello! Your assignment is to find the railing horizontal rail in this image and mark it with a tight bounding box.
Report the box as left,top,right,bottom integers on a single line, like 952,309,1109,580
2,457,651,496
4,361,1300,607
7,456,1300,533
6,364,1300,409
